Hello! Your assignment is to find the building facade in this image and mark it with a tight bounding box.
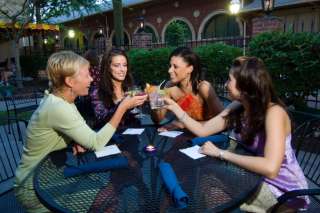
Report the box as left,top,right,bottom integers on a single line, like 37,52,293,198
56,0,320,52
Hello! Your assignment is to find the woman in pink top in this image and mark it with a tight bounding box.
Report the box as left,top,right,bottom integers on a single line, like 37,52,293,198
163,56,308,212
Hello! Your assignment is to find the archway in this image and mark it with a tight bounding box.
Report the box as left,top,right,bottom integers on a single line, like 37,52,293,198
199,11,240,39
161,17,195,43
110,29,131,47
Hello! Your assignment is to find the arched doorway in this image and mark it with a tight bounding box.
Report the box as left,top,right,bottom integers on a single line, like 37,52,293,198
112,32,129,47
202,14,240,38
164,19,193,46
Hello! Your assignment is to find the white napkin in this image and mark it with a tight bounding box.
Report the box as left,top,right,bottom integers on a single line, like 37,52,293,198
158,131,183,138
95,145,121,158
179,145,205,160
122,128,145,135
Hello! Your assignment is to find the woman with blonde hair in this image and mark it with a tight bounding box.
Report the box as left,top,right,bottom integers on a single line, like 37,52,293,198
14,51,147,212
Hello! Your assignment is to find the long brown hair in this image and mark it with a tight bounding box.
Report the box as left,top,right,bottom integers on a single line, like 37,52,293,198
98,49,133,107
226,56,285,144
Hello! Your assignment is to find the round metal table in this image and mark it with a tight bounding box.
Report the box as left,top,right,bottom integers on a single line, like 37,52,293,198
34,127,261,212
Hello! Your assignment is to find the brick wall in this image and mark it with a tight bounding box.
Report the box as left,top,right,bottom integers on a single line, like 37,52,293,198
252,16,284,36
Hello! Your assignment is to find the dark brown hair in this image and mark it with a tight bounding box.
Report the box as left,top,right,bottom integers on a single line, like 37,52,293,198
83,49,99,67
226,56,285,144
98,48,133,107
169,47,203,94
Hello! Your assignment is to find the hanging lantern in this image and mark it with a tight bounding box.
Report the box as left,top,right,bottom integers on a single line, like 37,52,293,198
261,0,274,15
136,16,145,31
229,0,241,14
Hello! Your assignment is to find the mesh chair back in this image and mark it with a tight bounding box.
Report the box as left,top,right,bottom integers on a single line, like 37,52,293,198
293,118,320,187
0,120,27,194
271,118,320,212
4,91,40,115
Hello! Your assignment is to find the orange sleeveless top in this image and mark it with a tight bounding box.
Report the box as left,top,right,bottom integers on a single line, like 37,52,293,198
177,93,204,121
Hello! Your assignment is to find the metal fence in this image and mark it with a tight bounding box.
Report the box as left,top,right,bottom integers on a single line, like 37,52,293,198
20,36,250,57
18,35,320,110
214,78,320,110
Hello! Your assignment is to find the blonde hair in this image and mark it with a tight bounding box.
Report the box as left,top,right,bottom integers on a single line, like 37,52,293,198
47,51,89,91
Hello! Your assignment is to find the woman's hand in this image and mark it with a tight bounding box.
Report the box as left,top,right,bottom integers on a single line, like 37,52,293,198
199,142,220,158
72,143,87,155
120,94,148,111
163,97,184,116
157,120,185,132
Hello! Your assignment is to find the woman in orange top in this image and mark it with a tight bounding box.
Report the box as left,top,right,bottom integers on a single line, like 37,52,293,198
154,47,223,130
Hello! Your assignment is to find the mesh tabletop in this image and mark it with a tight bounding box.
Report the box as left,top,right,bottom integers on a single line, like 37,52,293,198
34,127,261,213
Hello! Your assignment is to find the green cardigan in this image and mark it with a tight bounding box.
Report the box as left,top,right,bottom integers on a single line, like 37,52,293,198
14,93,116,188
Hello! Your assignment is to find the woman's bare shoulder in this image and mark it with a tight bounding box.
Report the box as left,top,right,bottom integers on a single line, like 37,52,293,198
267,104,288,117
266,104,291,131
165,85,180,99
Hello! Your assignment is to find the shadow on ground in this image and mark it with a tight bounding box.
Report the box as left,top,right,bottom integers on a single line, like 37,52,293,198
0,190,25,213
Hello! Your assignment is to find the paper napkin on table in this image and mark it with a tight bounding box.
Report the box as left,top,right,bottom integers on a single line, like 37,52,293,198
122,128,145,135
179,145,205,160
95,145,121,158
158,131,183,138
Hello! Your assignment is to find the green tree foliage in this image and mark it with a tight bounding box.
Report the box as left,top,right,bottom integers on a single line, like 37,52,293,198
0,0,34,88
165,20,191,47
34,0,110,23
248,32,320,108
194,43,241,81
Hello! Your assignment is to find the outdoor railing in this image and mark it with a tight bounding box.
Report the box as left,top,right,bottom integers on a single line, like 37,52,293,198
20,36,250,56
213,78,320,110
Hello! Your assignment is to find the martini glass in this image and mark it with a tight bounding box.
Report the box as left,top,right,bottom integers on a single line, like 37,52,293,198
128,86,146,118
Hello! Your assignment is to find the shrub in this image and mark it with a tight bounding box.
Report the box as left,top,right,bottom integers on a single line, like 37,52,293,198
248,32,320,107
128,48,173,85
194,43,242,81
128,43,242,87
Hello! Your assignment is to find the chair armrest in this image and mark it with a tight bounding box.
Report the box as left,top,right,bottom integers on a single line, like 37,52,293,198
8,118,29,128
272,188,320,212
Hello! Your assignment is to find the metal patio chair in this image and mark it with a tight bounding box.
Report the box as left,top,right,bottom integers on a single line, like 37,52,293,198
0,119,27,194
3,90,41,139
272,118,320,212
